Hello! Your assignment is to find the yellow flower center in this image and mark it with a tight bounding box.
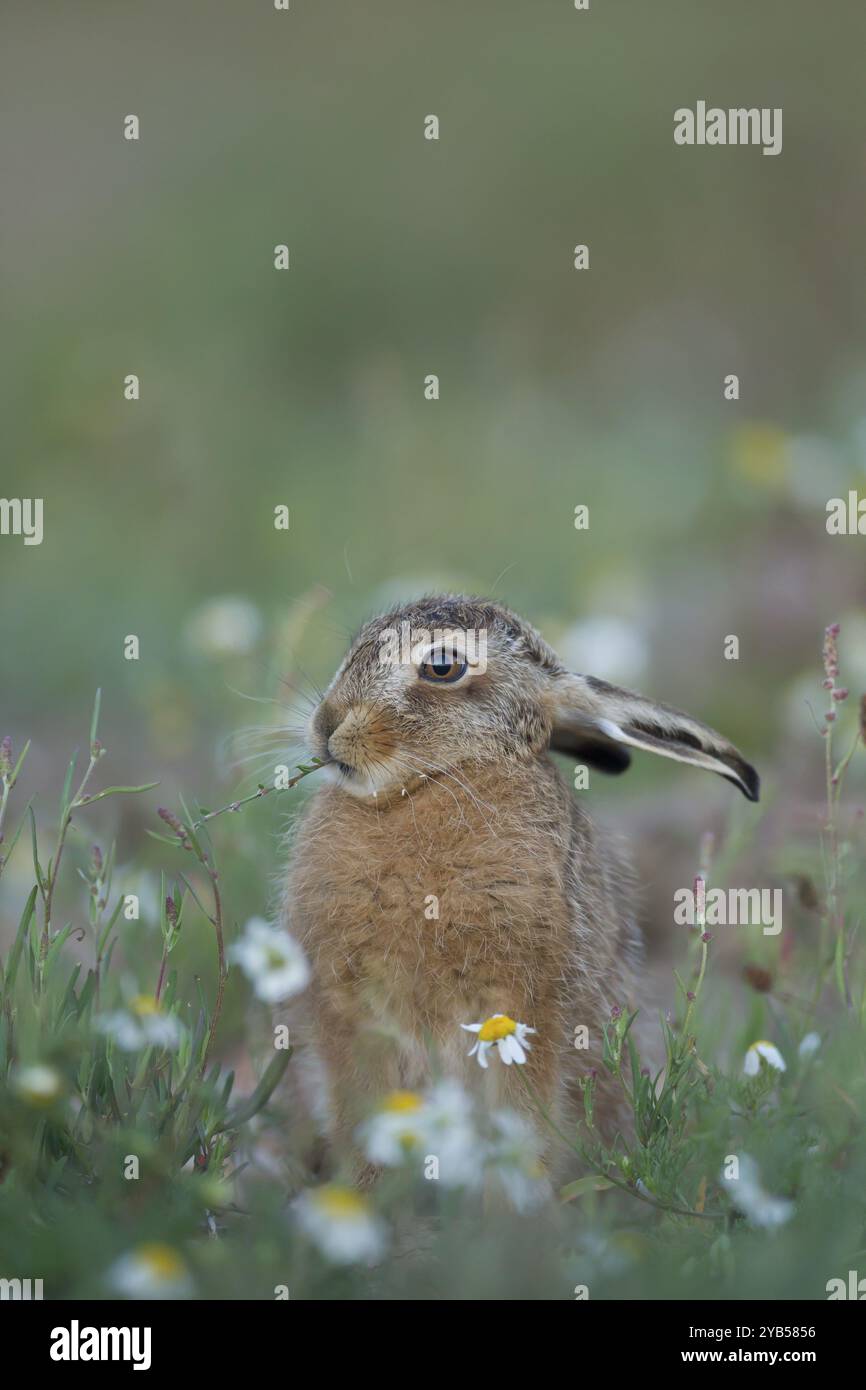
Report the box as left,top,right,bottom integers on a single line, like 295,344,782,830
478,1014,517,1042
314,1186,369,1220
135,1243,186,1280
381,1090,422,1113
130,994,160,1017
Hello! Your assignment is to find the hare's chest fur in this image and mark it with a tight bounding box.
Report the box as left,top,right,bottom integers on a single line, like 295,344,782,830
287,760,577,1047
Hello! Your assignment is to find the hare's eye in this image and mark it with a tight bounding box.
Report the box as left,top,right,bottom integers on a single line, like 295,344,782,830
418,654,468,684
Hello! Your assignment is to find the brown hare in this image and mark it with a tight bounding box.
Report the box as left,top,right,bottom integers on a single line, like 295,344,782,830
282,596,758,1175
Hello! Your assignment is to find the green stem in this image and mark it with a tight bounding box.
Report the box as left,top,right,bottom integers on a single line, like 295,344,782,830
192,760,324,829
516,1070,725,1223
40,753,99,966
198,856,227,1077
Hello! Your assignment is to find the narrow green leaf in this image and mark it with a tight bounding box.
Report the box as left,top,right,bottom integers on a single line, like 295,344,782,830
177,873,212,924
29,805,46,893
216,1049,292,1131
177,793,206,860
89,688,102,749
8,738,31,787
59,751,78,821
97,895,125,959
44,922,76,974
0,797,34,871
560,1175,614,1202
74,781,159,807
3,883,38,1001
146,828,181,848
58,962,83,1018
101,937,119,979
628,1033,642,1099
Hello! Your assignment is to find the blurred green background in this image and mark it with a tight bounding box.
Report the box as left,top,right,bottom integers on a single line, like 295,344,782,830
2,0,866,949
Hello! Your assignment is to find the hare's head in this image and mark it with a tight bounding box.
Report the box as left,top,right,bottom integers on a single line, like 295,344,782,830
310,595,759,803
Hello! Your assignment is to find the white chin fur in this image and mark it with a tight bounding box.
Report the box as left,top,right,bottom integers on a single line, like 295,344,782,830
321,760,402,800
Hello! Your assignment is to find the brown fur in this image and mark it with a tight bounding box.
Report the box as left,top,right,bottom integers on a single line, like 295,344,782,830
280,596,757,1176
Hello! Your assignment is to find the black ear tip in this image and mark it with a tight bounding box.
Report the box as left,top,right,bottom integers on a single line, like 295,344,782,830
724,761,760,801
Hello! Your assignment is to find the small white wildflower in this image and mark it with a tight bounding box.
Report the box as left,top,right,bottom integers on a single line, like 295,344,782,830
798,1031,821,1059
11,1064,64,1106
358,1091,426,1167
357,1081,481,1188
294,1185,386,1265
488,1109,551,1212
184,595,262,658
461,1014,535,1069
743,1040,786,1076
96,995,184,1052
230,917,310,1003
422,1079,482,1189
721,1154,793,1229
107,1243,194,1299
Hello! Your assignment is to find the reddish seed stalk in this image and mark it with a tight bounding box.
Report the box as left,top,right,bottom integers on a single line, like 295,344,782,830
200,861,227,1077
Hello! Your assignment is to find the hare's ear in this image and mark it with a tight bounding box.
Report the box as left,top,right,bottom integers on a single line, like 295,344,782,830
549,673,759,801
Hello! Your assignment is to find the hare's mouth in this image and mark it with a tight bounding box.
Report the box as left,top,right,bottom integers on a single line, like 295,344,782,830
320,754,358,782
320,751,416,801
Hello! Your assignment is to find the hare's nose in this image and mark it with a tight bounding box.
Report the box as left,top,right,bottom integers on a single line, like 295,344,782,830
315,699,338,745
327,711,363,765
311,698,342,761
315,701,367,763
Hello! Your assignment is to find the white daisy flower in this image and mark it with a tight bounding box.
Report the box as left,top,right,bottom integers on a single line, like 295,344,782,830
11,1064,64,1106
230,917,310,1003
798,1031,821,1059
422,1079,482,1189
358,1090,426,1167
107,1243,194,1299
488,1109,551,1212
743,1040,786,1076
293,1185,387,1265
720,1154,793,1229
461,1014,535,1068
95,995,184,1052
358,1081,481,1187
